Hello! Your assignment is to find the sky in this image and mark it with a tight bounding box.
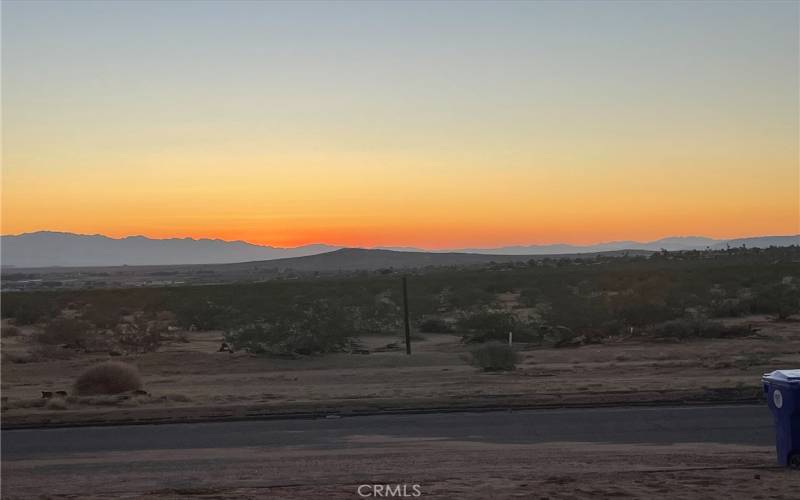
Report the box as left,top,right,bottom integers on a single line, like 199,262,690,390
2,0,798,249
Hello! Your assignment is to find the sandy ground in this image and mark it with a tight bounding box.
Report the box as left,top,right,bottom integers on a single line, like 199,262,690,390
2,316,799,426
2,439,798,499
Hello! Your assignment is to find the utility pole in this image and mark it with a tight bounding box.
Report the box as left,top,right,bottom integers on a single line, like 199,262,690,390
402,275,411,355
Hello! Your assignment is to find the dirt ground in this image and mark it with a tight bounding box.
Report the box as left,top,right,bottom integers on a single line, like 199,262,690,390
2,316,799,427
3,440,798,499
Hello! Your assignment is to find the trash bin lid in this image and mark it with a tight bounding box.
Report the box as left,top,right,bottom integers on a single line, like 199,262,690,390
763,370,800,384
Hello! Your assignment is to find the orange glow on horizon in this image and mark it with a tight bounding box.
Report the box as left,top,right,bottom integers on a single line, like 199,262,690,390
2,1,797,249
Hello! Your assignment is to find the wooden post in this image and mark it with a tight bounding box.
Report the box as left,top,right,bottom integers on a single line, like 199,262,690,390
402,275,411,355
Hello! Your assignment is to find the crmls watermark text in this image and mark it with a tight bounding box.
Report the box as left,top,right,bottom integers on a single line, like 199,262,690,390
357,484,422,497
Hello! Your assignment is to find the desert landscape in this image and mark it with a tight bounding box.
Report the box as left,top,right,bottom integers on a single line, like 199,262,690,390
1,315,797,427
2,247,799,427
3,0,799,497
3,247,799,500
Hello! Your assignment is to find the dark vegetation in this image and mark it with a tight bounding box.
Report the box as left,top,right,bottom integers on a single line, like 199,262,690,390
470,342,519,371
418,317,453,333
223,300,357,356
36,318,93,347
2,247,798,357
647,317,753,340
73,361,143,395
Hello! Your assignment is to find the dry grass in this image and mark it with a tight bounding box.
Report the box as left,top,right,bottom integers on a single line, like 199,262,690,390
73,361,143,396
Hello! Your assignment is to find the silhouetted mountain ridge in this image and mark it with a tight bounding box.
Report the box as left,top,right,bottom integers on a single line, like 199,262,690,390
223,247,652,272
1,231,796,268
0,231,337,267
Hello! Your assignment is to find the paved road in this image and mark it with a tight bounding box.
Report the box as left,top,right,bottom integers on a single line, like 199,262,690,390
2,404,773,459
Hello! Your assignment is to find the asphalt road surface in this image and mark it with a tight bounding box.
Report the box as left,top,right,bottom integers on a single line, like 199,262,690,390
4,404,773,458
2,405,781,499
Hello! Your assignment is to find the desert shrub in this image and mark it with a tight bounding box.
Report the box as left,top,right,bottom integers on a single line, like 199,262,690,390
172,300,238,330
225,300,355,356
458,311,535,343
73,361,143,396
81,304,124,329
470,342,518,371
224,324,272,355
710,297,754,318
418,317,452,333
459,311,516,341
544,291,614,336
1,324,22,337
647,317,752,340
536,324,586,347
610,296,676,327
111,318,164,353
351,298,401,334
35,318,93,347
752,283,800,320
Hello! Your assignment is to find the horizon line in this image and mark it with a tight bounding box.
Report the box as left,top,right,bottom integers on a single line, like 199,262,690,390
2,229,797,252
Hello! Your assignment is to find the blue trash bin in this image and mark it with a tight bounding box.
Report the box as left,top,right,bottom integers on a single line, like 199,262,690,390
763,369,800,468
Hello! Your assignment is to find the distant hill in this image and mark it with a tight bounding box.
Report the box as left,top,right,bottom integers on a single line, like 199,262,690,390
1,231,796,268
712,235,800,250
453,235,798,255
0,231,337,267
223,247,654,273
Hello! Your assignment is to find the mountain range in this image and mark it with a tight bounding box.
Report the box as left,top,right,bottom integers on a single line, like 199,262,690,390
0,232,335,268
1,231,797,268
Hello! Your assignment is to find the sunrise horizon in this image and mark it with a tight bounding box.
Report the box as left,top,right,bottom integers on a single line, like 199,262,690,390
3,1,798,253
2,228,797,251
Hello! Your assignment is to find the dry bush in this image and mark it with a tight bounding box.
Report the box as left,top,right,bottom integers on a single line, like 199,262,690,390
73,361,143,396
647,317,752,340
36,318,93,347
470,341,519,371
112,319,164,353
418,317,452,333
226,301,354,356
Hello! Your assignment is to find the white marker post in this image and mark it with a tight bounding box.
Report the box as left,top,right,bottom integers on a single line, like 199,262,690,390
508,331,513,346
